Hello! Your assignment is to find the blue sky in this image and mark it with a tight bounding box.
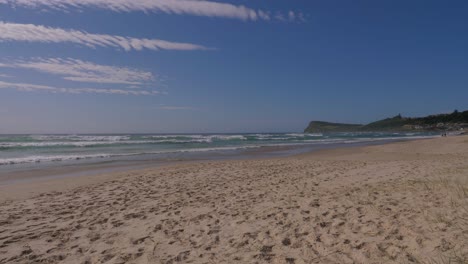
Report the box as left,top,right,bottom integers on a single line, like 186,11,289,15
0,0,467,133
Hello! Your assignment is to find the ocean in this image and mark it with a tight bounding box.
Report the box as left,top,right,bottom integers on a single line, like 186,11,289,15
0,132,437,168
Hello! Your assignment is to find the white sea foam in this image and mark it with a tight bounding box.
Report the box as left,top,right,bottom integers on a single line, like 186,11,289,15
30,135,131,141
0,139,216,148
209,135,247,140
0,133,437,166
142,134,247,142
0,140,152,148
0,145,261,165
285,133,323,137
248,134,274,139
0,154,113,165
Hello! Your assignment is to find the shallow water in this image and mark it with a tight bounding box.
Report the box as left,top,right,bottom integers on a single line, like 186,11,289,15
0,132,436,166
0,132,439,184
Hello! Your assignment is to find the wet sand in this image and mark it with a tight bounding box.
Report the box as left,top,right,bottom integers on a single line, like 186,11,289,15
0,136,467,263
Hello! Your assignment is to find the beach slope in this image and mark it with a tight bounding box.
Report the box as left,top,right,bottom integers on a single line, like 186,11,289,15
1,136,467,263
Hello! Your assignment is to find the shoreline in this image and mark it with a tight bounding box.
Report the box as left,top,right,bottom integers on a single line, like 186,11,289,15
0,133,437,174
1,135,467,263
0,137,432,202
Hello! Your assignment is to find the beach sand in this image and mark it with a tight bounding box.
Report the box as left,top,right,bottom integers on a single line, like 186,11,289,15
1,136,467,263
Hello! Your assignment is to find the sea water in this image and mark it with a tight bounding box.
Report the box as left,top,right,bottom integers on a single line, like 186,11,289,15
0,132,437,167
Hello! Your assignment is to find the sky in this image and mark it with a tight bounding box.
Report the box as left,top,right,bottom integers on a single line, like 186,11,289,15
0,0,467,134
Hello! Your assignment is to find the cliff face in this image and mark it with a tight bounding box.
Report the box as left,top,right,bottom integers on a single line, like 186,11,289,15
304,111,468,133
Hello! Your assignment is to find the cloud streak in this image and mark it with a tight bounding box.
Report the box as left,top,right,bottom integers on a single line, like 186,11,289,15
0,80,159,95
0,21,208,51
0,0,283,21
0,58,154,85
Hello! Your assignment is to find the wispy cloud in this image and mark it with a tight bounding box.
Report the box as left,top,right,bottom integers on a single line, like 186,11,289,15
275,11,306,22
0,21,208,51
0,80,159,95
0,58,154,85
0,73,12,78
0,0,300,22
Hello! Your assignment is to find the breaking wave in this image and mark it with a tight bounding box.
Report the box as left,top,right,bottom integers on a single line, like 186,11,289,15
0,132,437,166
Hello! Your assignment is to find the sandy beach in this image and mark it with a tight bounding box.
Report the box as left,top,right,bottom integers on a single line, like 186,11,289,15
1,136,467,264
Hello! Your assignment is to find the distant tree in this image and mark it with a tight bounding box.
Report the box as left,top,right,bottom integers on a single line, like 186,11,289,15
453,109,459,114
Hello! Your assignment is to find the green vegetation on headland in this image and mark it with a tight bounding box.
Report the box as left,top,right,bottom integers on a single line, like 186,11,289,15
304,110,468,133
